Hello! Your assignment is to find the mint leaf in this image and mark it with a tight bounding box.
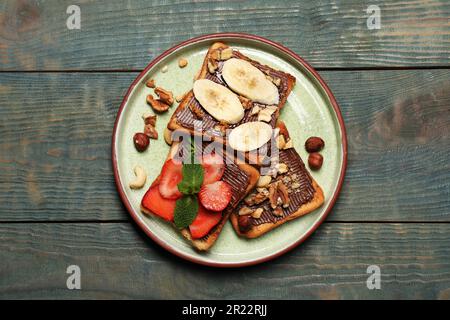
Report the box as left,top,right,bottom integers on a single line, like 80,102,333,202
177,163,204,195
174,195,199,229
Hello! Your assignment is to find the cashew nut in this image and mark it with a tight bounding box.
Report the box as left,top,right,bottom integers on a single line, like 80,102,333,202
129,165,147,189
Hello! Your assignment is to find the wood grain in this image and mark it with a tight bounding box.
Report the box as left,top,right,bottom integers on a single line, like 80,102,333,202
0,222,449,299
0,70,448,221
0,0,449,70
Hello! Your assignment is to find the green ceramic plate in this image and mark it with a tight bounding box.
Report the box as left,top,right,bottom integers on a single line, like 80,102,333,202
112,33,347,267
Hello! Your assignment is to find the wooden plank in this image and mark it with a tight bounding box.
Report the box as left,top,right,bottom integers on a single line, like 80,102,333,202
0,222,449,299
1,0,449,70
0,70,449,221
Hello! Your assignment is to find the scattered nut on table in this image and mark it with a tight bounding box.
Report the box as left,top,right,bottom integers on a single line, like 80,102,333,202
129,165,147,189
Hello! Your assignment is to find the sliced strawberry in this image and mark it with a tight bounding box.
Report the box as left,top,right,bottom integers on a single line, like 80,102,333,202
201,153,225,186
141,183,176,221
159,159,183,199
198,181,232,212
189,204,222,239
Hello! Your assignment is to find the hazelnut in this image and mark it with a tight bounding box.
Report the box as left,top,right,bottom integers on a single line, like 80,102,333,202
305,137,325,153
133,133,149,152
178,58,188,68
238,215,251,233
308,152,323,170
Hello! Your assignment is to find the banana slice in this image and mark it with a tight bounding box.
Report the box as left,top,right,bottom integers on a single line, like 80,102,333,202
222,58,280,105
228,122,273,152
193,79,244,124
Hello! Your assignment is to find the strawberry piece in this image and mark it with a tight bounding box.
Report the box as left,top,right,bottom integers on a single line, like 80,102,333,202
201,153,225,186
189,204,222,239
141,182,176,221
198,181,232,212
159,159,183,199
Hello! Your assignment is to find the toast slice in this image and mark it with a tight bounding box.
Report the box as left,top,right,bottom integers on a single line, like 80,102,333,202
141,138,260,250
230,122,325,238
167,42,296,144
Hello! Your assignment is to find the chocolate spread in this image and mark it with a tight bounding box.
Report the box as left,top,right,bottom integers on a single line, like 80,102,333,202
173,51,292,134
236,148,315,226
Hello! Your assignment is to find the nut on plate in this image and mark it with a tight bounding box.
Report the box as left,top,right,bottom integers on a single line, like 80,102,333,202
145,79,155,88
178,58,188,68
256,175,272,188
154,87,174,106
308,152,323,170
129,165,147,189
133,132,149,152
305,136,325,153
238,215,251,233
147,94,170,113
163,127,173,145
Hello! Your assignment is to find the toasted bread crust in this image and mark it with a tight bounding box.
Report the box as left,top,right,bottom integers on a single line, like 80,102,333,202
167,42,296,142
230,180,324,238
141,141,260,251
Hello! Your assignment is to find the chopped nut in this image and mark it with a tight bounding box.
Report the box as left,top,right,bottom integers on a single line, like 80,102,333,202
145,79,155,88
278,163,289,174
220,47,233,60
239,96,252,109
278,182,290,208
207,58,218,73
291,182,301,189
258,106,277,123
146,94,170,112
257,175,272,188
258,111,272,122
268,183,278,209
256,187,269,195
178,58,188,68
210,50,221,60
142,114,157,126
144,123,158,139
284,138,293,149
282,176,291,184
161,65,168,73
273,207,284,217
251,208,263,219
272,77,281,87
276,134,286,149
244,192,267,206
250,105,261,116
163,127,173,145
154,87,174,106
239,206,254,216
175,92,186,103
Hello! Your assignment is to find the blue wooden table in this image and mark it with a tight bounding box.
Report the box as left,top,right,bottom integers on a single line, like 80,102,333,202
0,0,449,299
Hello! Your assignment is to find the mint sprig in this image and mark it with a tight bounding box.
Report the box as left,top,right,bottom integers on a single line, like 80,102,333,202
177,163,204,194
174,195,199,229
173,142,205,229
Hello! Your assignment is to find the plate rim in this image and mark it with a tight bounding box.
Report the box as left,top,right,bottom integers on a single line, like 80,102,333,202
111,32,348,268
